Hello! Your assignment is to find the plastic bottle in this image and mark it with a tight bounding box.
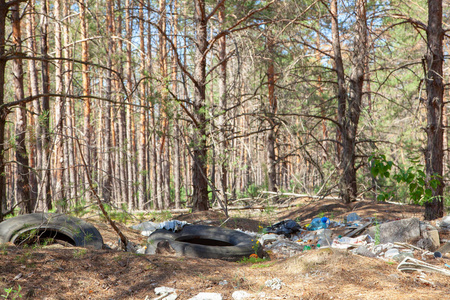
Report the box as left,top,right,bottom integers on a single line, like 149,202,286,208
307,217,330,231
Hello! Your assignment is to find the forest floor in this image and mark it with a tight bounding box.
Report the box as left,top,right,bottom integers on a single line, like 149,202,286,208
1,198,450,299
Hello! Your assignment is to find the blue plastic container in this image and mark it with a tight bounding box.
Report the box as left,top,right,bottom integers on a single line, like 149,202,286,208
307,217,330,231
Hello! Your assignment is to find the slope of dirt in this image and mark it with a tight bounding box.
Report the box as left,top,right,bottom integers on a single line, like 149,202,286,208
1,198,450,299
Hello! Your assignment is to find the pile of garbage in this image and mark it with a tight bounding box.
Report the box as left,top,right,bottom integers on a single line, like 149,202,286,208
129,213,450,276
258,213,450,263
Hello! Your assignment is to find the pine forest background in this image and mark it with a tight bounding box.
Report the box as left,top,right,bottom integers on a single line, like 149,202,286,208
1,0,449,220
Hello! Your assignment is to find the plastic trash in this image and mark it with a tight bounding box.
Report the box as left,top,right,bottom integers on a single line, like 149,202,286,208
159,220,188,232
264,219,301,237
397,257,450,276
307,217,330,231
385,248,400,259
354,245,376,258
346,212,361,223
265,278,285,290
232,290,253,300
392,252,414,262
316,229,333,246
188,293,222,300
331,235,369,249
154,286,177,300
260,234,280,245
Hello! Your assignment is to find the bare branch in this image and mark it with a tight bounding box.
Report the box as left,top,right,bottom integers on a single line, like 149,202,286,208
206,0,226,21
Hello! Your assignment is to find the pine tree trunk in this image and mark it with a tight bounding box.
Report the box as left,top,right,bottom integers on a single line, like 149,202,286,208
0,1,7,220
54,0,65,211
147,2,158,208
26,0,39,206
424,0,444,220
266,31,277,193
217,0,228,212
137,0,147,210
331,0,366,204
116,0,129,207
80,0,91,203
172,0,181,209
158,0,171,209
63,0,77,205
41,0,52,210
191,0,209,211
102,0,114,204
12,3,32,213
126,0,135,210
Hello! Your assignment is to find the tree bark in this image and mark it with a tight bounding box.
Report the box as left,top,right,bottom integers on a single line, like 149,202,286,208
266,30,277,193
331,0,366,204
158,0,171,209
116,0,128,207
137,0,147,210
147,0,158,208
217,0,228,213
125,0,135,210
63,0,77,205
54,0,65,211
424,0,444,220
192,0,209,211
26,0,39,206
80,0,91,203
41,0,52,210
12,2,32,213
0,0,8,220
103,0,114,204
172,0,181,209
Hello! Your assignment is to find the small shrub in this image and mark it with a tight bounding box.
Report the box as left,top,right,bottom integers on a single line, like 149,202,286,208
237,256,269,264
73,248,87,258
1,285,22,299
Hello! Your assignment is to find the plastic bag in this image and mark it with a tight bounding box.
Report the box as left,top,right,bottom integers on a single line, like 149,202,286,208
307,217,330,231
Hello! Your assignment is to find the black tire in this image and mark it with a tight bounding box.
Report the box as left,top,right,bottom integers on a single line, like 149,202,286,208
0,213,104,249
145,224,259,261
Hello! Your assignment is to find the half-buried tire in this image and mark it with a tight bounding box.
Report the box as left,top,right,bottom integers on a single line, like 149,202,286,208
145,224,259,261
0,213,104,249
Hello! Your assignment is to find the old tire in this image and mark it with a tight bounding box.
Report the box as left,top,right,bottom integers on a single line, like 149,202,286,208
0,213,104,249
145,224,258,261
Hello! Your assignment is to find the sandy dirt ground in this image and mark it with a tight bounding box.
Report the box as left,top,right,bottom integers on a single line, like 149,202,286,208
1,198,450,299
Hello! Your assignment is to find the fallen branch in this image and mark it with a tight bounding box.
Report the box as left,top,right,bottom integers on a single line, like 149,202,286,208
261,191,341,200
132,203,297,215
76,138,130,251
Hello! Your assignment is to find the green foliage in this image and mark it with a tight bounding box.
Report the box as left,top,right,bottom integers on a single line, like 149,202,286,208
250,262,274,269
72,199,88,217
84,233,93,243
250,238,260,254
1,285,22,299
0,244,7,255
146,210,173,222
73,248,87,258
237,256,269,264
4,208,20,220
369,155,441,205
108,210,132,224
236,183,265,200
246,184,260,199
263,200,275,216
370,154,393,179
